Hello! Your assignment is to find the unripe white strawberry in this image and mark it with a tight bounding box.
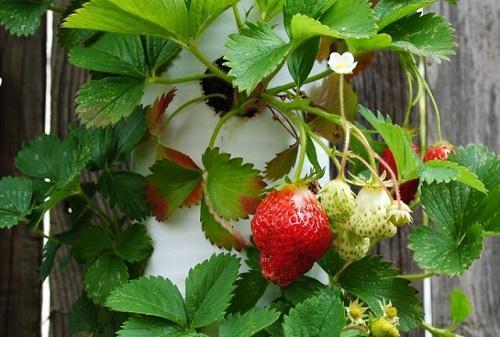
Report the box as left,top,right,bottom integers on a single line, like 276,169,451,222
387,201,412,227
320,179,355,226
350,185,397,240
334,229,370,261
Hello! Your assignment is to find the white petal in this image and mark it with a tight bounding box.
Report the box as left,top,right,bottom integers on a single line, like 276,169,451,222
341,52,355,64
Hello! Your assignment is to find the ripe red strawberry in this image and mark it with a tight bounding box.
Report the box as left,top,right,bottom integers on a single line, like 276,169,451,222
379,144,420,204
251,185,331,287
424,142,454,162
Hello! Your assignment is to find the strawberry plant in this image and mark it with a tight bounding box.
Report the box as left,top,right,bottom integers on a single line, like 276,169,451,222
0,0,498,336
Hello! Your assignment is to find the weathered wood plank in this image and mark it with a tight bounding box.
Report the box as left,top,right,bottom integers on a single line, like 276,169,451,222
0,26,46,337
427,2,500,336
353,52,425,337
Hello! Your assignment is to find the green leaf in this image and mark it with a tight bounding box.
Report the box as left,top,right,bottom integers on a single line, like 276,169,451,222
382,13,456,61
374,0,435,29
265,143,299,181
145,158,203,220
98,171,149,220
220,308,280,337
64,0,190,43
359,106,421,179
69,33,147,77
203,148,266,220
0,177,32,229
72,226,113,262
57,0,97,49
58,127,95,185
317,246,345,277
0,0,52,36
321,0,378,39
228,270,269,314
338,256,423,331
188,0,239,39
477,186,500,233
305,135,323,175
68,296,101,333
116,223,153,263
84,254,129,305
346,33,392,55
76,77,145,127
144,36,181,73
290,14,340,46
200,198,246,251
185,253,240,328
283,277,326,306
15,134,61,180
106,276,187,327
450,288,473,324
283,0,335,31
283,288,345,337
256,0,286,21
420,160,487,193
288,38,320,88
38,239,61,281
224,22,293,94
117,317,185,337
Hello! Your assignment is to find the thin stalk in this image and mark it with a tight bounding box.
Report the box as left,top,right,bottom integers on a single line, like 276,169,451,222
163,94,228,127
34,228,62,244
232,4,244,30
148,73,215,85
349,153,393,200
398,271,436,281
78,192,114,228
403,70,414,127
485,231,500,237
208,108,242,148
189,45,232,83
293,122,308,182
421,321,464,337
267,69,333,95
306,128,342,171
338,74,351,179
49,5,65,14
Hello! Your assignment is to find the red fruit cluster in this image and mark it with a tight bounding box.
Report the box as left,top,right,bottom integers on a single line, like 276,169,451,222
251,185,331,287
379,144,420,204
424,143,454,162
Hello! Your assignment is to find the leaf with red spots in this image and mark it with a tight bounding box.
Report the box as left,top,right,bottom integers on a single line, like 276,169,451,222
200,197,247,251
203,148,266,220
145,153,203,221
146,89,176,137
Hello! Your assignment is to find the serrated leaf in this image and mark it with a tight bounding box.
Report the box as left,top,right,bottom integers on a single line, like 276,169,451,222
189,0,238,39
317,246,345,277
382,13,456,61
450,288,473,325
338,256,423,331
265,143,299,181
321,0,378,39
98,171,149,220
346,33,392,55
256,0,285,21
15,134,61,180
224,22,293,94
359,106,421,179
58,0,97,49
64,0,190,43
290,14,341,45
203,148,266,220
288,38,320,88
69,33,147,77
107,276,187,327
116,223,153,263
57,127,94,185
477,186,500,234
374,0,435,29
117,317,185,337
147,90,177,137
283,276,326,306
200,198,246,251
143,36,181,74
72,226,113,262
283,0,335,32
228,270,269,314
421,160,487,193
84,254,129,305
0,177,32,229
68,296,101,333
76,77,144,127
185,253,240,328
145,154,203,221
220,308,280,337
283,288,345,337
0,0,52,36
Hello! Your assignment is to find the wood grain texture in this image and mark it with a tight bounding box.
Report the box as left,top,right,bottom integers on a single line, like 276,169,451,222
0,26,46,337
49,2,89,336
353,52,425,337
426,2,500,336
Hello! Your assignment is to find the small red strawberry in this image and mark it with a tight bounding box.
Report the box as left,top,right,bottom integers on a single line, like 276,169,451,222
379,144,420,204
424,142,454,162
251,185,331,287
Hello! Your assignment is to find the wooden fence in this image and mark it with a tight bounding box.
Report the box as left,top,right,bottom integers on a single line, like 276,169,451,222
0,1,499,336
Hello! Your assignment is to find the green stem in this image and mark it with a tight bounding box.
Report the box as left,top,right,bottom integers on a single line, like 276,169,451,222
338,74,350,179
306,128,342,171
232,4,244,30
78,191,114,228
293,121,308,182
34,228,62,244
189,45,232,83
403,70,414,127
49,5,65,14
208,108,242,148
421,321,463,337
148,73,215,85
267,69,333,95
163,94,228,127
398,271,436,281
485,231,500,237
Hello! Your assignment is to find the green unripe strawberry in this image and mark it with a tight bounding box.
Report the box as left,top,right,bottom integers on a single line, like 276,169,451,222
320,179,356,225
334,228,370,261
369,318,400,337
350,185,397,240
387,201,412,227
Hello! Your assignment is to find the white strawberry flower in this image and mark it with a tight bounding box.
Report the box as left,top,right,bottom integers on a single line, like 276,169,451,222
328,52,358,74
